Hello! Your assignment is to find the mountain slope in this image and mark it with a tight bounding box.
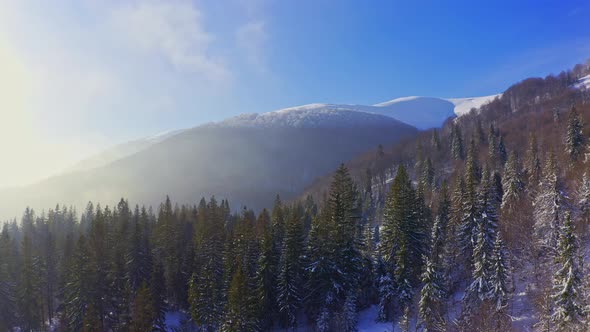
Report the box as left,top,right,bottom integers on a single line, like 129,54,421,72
66,129,186,173
0,109,416,218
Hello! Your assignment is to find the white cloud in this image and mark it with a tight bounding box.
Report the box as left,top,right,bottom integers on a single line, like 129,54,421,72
110,0,230,82
236,20,269,74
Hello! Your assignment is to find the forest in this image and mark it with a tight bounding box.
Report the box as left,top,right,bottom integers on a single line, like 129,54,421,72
2,61,590,331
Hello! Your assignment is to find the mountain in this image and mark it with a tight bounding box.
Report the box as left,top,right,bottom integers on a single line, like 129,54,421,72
247,94,499,131
70,94,500,175
66,129,186,173
0,108,416,219
0,91,501,219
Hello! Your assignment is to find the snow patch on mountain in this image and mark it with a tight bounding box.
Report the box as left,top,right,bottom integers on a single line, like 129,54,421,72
448,94,502,116
574,74,590,90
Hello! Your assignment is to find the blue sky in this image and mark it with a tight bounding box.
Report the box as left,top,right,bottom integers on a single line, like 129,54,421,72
0,0,589,187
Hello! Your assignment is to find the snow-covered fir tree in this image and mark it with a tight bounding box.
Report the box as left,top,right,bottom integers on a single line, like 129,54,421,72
501,151,525,211
458,140,482,263
533,153,568,251
577,171,590,235
276,208,305,329
488,233,511,310
565,106,585,161
551,212,586,330
419,255,446,331
466,169,498,303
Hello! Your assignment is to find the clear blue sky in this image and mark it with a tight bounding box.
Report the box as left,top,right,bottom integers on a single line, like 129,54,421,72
0,0,589,186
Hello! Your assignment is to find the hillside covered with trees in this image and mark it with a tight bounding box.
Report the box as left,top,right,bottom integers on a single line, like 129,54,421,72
2,60,590,331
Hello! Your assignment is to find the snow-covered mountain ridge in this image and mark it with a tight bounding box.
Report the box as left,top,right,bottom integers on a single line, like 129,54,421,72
68,94,499,174
218,94,500,130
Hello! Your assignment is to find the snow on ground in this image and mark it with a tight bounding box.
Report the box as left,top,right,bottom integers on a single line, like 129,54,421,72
357,305,395,332
165,311,193,331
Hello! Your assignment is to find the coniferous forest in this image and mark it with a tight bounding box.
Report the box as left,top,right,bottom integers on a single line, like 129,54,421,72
2,62,590,332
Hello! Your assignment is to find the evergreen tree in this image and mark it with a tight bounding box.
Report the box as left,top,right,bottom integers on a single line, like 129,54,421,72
533,153,567,250
189,197,225,330
64,235,92,331
307,164,362,328
17,234,43,331
431,129,441,151
577,172,590,235
380,165,426,316
458,140,482,262
525,132,542,185
489,234,510,310
451,124,465,160
551,212,585,329
466,169,498,302
0,225,16,331
130,281,156,332
254,209,279,329
222,263,258,331
565,106,585,161
501,151,524,211
419,256,446,332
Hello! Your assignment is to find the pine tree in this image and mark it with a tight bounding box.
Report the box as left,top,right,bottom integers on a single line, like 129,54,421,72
577,172,590,235
419,256,446,332
307,164,362,328
551,212,585,329
525,132,542,185
458,140,482,262
501,151,524,211
130,281,156,332
533,153,567,251
380,165,425,316
565,106,585,161
64,235,92,331
222,263,258,332
17,234,43,331
419,157,435,193
189,197,225,329
277,208,305,329
489,234,510,310
466,169,498,302
431,129,441,151
451,124,465,160
0,225,16,331
254,209,279,329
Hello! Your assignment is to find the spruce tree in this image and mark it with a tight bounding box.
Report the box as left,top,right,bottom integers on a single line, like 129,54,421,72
501,151,524,211
451,124,465,160
551,212,585,329
307,164,362,328
222,263,258,331
525,132,542,185
577,172,590,235
489,234,510,310
0,225,16,331
380,165,425,317
419,256,446,332
565,106,585,161
466,169,498,303
17,234,43,331
130,281,156,332
277,208,305,329
255,209,278,329
533,153,567,251
189,197,225,329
